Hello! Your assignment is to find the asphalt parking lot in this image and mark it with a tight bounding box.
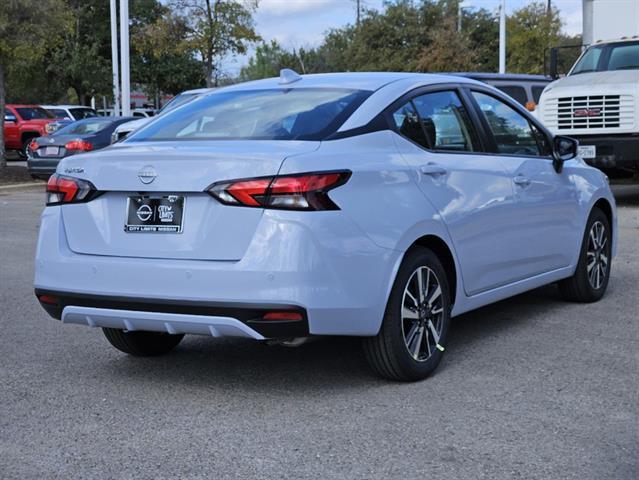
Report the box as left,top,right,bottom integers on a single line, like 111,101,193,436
1,185,637,480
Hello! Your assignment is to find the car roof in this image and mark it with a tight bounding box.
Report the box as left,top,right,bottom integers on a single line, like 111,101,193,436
593,36,639,45
453,73,551,82
218,72,482,94
6,104,44,108
181,87,217,95
71,116,135,123
42,105,95,109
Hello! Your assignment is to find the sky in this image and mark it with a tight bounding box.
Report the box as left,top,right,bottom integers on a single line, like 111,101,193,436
222,0,584,76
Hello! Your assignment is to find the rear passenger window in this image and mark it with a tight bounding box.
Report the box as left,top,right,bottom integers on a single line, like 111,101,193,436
472,91,542,157
392,102,429,148
496,86,527,106
393,90,477,152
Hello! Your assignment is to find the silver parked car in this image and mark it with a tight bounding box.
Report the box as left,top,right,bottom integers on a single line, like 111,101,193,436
35,72,616,381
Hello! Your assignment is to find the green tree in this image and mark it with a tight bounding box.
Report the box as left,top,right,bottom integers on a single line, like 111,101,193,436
506,1,563,74
0,0,70,167
465,8,499,72
240,40,309,80
174,0,261,86
417,16,478,72
133,10,205,103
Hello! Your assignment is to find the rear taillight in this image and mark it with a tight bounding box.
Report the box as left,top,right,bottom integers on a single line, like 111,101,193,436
65,139,93,152
46,174,98,206
208,171,351,211
29,139,39,151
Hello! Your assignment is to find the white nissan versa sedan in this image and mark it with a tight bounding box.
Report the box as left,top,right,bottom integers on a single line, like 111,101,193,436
35,71,616,381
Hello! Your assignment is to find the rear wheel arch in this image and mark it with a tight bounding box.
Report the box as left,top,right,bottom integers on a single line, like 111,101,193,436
408,235,458,307
21,131,39,144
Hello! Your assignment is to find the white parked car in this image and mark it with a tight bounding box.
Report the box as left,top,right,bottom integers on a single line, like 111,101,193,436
110,88,215,143
42,105,99,121
36,72,616,381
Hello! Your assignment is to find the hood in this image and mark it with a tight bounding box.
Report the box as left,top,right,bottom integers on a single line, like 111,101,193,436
23,118,55,126
547,70,639,91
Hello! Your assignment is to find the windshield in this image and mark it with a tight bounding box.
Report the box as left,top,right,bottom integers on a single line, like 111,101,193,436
16,107,54,120
55,119,112,135
571,41,639,74
129,88,371,142
70,108,98,120
48,108,69,119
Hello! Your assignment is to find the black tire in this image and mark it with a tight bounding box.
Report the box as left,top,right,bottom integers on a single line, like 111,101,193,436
363,247,452,381
102,328,184,356
21,134,37,159
558,207,612,303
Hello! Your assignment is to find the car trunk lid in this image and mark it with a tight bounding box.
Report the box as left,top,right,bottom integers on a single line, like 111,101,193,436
58,141,319,260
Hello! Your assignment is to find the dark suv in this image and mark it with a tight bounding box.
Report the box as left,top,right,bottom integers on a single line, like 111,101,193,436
453,73,551,113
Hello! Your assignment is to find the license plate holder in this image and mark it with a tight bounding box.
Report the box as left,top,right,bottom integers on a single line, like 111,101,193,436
125,195,184,233
578,145,596,159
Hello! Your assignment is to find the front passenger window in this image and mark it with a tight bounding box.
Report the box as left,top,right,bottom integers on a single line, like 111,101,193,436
472,91,543,157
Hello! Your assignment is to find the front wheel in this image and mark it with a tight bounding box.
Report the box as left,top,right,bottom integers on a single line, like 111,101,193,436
558,207,612,302
102,328,184,356
363,247,451,381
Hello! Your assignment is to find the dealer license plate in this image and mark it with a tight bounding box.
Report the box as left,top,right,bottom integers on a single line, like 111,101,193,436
125,195,184,233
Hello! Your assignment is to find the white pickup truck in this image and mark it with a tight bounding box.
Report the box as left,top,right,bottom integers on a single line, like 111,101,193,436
538,38,639,176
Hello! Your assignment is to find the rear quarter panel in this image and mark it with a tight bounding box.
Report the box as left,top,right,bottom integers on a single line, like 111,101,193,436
279,131,463,325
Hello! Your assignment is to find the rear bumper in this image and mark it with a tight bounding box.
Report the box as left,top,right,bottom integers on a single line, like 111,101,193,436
27,158,60,178
36,290,308,339
34,206,400,338
574,134,639,172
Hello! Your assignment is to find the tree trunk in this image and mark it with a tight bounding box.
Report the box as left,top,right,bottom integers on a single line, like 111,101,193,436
0,62,6,169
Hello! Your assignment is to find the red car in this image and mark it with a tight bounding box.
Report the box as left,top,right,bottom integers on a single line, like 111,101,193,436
4,105,57,158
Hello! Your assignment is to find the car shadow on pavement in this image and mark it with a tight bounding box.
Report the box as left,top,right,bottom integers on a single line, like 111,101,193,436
98,284,567,390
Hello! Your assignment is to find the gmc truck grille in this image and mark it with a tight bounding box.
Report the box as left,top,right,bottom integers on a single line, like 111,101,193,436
543,95,635,130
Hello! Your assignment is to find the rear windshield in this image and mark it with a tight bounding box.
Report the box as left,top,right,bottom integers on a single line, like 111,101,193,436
128,88,371,142
48,108,69,119
16,107,53,120
70,108,98,119
532,86,545,103
55,120,112,135
159,92,199,114
495,85,527,106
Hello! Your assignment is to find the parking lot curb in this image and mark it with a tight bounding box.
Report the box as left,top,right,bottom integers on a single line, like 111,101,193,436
0,182,45,191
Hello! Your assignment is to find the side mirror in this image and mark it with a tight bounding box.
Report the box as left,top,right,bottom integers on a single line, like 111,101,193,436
552,135,578,173
4,114,17,123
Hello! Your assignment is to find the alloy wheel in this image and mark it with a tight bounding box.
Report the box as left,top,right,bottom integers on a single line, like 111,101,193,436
586,220,609,290
401,266,444,362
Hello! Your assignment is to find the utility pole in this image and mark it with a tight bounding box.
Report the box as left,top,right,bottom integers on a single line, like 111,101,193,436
356,0,361,27
109,0,120,116
119,0,131,116
458,1,471,32
499,0,506,74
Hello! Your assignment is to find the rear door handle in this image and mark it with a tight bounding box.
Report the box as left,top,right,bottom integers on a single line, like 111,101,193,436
420,163,447,176
513,175,531,187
